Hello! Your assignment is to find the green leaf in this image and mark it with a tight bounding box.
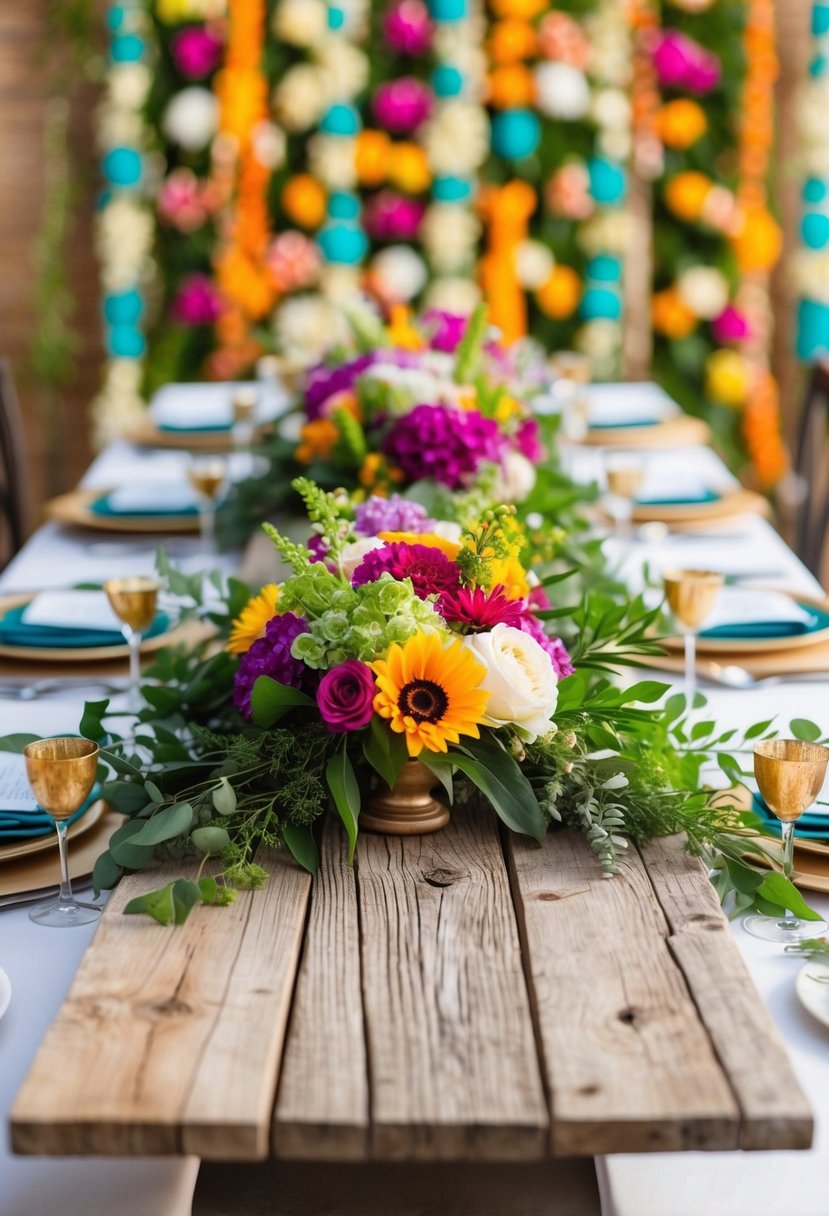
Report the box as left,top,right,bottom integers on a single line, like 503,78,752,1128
420,754,454,805
198,876,219,904
755,872,823,921
101,749,144,778
191,826,230,855
363,717,408,791
172,879,202,924
618,681,669,705
131,802,194,847
144,781,164,804
725,856,763,896
744,719,775,740
92,849,121,897
326,744,360,865
790,718,822,743
80,699,110,741
108,819,156,869
104,780,152,815
124,883,176,925
0,733,40,753
283,823,320,875
449,734,546,842
251,676,315,728
211,778,237,816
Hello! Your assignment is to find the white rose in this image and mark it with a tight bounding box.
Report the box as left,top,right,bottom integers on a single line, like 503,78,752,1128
319,264,362,302
420,204,481,274
592,88,631,131
427,520,463,543
677,266,729,320
314,40,369,99
340,537,385,577
307,133,357,189
516,240,555,290
108,63,152,110
423,276,481,315
272,66,329,133
535,63,591,121
494,451,537,504
421,102,490,175
161,87,219,151
465,625,558,742
370,246,428,302
273,0,327,46
252,122,286,170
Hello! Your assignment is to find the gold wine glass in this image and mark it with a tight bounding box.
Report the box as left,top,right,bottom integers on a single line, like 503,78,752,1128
550,350,591,445
187,455,227,555
663,568,723,704
104,576,160,709
604,452,646,543
24,737,100,927
232,386,257,451
744,739,829,942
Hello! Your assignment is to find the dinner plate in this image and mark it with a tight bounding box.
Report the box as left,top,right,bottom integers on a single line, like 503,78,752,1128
796,961,829,1029
46,489,200,534
0,593,179,663
0,810,118,901
630,486,767,525
0,799,106,865
125,416,276,452
585,414,711,449
0,967,10,1021
665,593,829,656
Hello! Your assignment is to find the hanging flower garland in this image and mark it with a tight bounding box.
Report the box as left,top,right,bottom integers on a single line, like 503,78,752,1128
794,2,829,362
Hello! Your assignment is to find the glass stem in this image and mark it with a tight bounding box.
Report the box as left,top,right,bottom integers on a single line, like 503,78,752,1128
781,819,795,881
55,819,74,906
200,503,216,555
684,631,696,706
127,628,143,706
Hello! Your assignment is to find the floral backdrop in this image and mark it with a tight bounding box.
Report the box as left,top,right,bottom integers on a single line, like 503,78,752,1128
92,0,790,484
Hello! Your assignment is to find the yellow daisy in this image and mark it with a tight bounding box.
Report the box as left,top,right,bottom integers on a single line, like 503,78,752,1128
372,632,490,758
227,584,280,655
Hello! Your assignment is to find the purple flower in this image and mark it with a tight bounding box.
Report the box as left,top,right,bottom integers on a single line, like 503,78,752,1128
233,612,309,719
383,403,506,489
652,31,721,94
382,0,432,55
170,27,224,78
516,418,545,462
364,191,426,242
517,614,575,680
351,542,460,598
171,274,223,326
317,660,376,732
372,78,433,134
354,494,430,536
305,354,376,420
423,309,468,353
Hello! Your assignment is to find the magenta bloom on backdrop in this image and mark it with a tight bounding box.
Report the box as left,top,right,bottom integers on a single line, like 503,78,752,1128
652,30,721,94
233,613,309,719
351,542,461,599
171,274,223,326
712,306,751,344
372,78,433,133
364,191,426,241
305,354,376,420
317,661,376,732
354,494,430,536
423,309,468,353
383,403,506,489
170,27,224,78
438,585,527,633
516,418,545,462
383,0,432,55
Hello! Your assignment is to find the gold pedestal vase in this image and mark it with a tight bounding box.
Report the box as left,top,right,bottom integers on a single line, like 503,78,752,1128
361,759,449,836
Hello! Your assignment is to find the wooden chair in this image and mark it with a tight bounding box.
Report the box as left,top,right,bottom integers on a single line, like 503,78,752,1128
794,360,829,578
0,358,29,565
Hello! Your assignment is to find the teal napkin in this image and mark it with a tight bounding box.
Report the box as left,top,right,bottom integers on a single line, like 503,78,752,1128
590,418,660,431
752,793,829,840
635,489,721,507
158,422,232,434
0,604,170,648
700,602,825,641
0,785,100,841
91,494,199,519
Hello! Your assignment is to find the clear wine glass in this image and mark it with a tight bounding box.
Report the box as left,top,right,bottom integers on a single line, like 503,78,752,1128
604,452,646,544
24,737,101,927
187,455,227,555
745,739,829,941
663,568,723,704
104,576,160,709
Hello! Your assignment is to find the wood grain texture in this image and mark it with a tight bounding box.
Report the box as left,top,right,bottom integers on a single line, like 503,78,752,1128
639,835,813,1151
508,829,741,1156
356,801,549,1161
274,819,370,1161
12,849,311,1160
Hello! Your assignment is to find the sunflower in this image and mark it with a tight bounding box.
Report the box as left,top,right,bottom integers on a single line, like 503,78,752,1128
227,584,280,655
372,632,490,757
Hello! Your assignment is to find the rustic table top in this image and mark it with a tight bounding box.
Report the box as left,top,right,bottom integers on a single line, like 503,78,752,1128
11,806,811,1163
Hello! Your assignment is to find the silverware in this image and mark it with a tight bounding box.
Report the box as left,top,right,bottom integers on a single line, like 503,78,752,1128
723,570,790,585
0,678,122,701
699,663,829,691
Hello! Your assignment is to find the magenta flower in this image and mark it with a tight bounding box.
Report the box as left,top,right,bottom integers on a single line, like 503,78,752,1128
372,78,433,134
383,403,506,489
517,614,574,680
317,660,376,732
171,274,223,326
354,494,430,536
170,27,224,79
423,309,468,353
233,613,310,719
383,0,432,55
712,306,751,344
351,542,461,599
652,31,721,94
364,191,426,241
305,354,376,420
516,418,545,462
438,585,527,633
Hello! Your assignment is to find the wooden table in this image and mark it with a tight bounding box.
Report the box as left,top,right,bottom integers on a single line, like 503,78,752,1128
11,805,811,1163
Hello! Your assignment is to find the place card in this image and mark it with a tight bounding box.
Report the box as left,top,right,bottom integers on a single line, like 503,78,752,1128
22,590,123,634
703,589,816,632
105,484,198,514
0,753,38,813
587,382,678,427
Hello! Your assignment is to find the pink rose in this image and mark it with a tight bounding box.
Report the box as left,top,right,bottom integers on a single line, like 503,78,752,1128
317,661,376,733
712,306,751,344
171,274,223,326
383,0,432,55
652,30,721,95
170,27,224,79
372,78,433,134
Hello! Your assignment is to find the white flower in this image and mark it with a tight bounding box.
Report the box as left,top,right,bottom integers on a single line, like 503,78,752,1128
273,0,327,46
791,251,829,305
307,133,357,189
97,107,145,149
108,63,152,110
370,246,428,302
577,211,631,257
592,88,631,131
597,128,632,162
421,102,490,175
91,359,146,448
272,66,329,133
494,451,537,504
516,240,555,290
314,40,369,99
319,264,362,302
465,625,558,743
535,63,591,121
433,19,487,87
423,276,481,315
161,87,219,151
340,537,385,578
97,196,154,291
252,122,286,170
428,520,463,543
575,320,621,379
274,295,349,360
420,204,480,274
677,266,729,320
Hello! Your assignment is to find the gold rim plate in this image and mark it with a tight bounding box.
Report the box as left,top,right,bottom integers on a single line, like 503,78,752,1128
664,592,829,656
630,486,767,525
0,799,105,865
584,415,711,449
125,417,274,452
46,489,200,534
0,810,118,899
0,592,181,663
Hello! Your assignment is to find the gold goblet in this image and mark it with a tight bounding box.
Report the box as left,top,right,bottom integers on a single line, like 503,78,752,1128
104,576,160,709
232,386,257,451
745,739,829,942
663,568,723,705
604,452,646,544
550,350,591,446
24,737,100,927
187,455,227,556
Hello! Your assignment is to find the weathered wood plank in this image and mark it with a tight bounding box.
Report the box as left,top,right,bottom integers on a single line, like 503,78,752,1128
12,848,311,1160
357,801,549,1161
508,829,741,1156
639,835,813,1151
273,818,370,1160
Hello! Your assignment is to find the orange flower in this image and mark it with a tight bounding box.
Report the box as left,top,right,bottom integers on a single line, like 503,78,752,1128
490,0,546,18
386,304,425,351
652,288,697,340
355,130,391,188
488,18,538,64
215,247,274,319
743,371,788,487
282,174,327,229
295,418,339,464
388,142,431,194
488,64,536,109
536,265,581,320
655,100,707,150
729,205,782,272
664,172,712,222
358,453,403,491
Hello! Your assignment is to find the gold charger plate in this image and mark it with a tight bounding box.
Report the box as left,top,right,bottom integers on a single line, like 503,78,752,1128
46,489,200,535
0,592,184,664
662,592,829,656
630,486,768,525
0,799,106,865
0,809,118,899
125,416,276,452
584,415,711,449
